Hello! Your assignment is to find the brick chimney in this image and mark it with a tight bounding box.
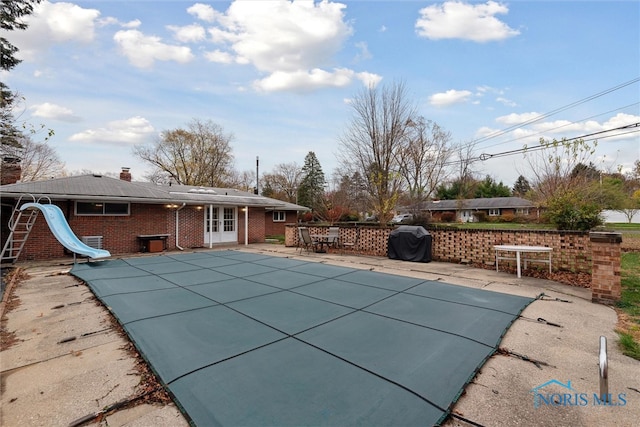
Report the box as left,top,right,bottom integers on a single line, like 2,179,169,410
119,167,131,182
1,157,22,185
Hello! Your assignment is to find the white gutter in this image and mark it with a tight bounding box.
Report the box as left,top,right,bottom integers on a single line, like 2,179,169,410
244,206,248,245
175,203,186,250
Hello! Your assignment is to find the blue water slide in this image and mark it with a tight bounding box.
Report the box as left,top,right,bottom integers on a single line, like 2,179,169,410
20,203,111,259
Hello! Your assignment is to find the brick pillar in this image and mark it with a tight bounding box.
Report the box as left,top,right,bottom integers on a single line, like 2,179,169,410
589,232,622,305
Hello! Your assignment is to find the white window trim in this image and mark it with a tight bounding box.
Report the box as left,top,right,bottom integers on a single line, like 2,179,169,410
273,211,286,222
488,208,501,216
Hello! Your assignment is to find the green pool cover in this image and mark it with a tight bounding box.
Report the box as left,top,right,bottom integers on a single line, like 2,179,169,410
72,250,534,426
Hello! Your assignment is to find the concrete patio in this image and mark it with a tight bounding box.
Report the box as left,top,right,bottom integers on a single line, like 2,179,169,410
1,244,638,426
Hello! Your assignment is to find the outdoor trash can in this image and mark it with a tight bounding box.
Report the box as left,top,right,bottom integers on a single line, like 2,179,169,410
387,225,432,262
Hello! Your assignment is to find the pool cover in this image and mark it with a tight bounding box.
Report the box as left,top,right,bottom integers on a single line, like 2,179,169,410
72,250,535,426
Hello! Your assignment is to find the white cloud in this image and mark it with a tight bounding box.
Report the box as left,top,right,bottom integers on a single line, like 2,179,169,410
197,0,374,92
10,1,101,60
253,68,381,92
69,116,155,145
354,41,372,62
219,1,352,72
357,72,383,88
496,97,516,107
167,24,207,43
187,3,221,22
416,1,520,42
113,30,194,68
30,103,81,122
429,89,472,107
485,112,640,145
205,49,235,64
99,17,141,29
603,112,640,129
496,112,542,125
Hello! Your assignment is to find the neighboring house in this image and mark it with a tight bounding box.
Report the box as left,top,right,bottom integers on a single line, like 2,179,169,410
418,197,539,223
0,168,308,261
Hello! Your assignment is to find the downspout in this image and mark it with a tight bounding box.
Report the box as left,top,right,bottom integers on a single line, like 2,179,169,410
175,203,186,251
244,206,249,245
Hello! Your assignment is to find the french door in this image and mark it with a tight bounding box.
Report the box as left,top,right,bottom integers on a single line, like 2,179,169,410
204,206,237,245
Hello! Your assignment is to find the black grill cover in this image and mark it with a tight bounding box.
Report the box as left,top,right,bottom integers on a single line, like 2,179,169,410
387,225,432,262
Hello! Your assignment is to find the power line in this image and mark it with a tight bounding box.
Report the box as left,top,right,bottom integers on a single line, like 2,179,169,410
463,77,640,149
480,101,640,151
478,122,639,161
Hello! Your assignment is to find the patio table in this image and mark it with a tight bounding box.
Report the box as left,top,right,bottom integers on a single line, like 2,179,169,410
494,245,552,278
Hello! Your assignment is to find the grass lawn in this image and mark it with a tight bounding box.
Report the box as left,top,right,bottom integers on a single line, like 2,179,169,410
617,252,640,360
431,222,556,230
429,222,639,231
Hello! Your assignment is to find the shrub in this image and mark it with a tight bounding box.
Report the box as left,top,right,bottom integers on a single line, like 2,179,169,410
499,213,515,223
544,191,603,231
473,211,487,222
340,211,360,222
440,212,456,222
409,213,431,227
513,215,530,224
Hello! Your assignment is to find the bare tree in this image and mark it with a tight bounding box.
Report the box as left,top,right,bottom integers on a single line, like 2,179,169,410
523,138,597,204
1,135,64,181
338,81,416,223
398,116,454,211
261,162,303,203
227,169,256,193
133,119,234,187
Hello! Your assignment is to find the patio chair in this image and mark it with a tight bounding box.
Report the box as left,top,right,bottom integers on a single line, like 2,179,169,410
341,227,359,255
327,227,340,249
297,227,306,253
299,227,319,253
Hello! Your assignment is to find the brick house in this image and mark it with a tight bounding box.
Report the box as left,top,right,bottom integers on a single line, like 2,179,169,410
0,169,308,261
419,197,539,223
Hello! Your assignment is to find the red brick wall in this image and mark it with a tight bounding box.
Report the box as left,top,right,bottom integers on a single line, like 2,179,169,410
286,225,592,273
11,202,270,261
238,208,266,243
264,210,297,236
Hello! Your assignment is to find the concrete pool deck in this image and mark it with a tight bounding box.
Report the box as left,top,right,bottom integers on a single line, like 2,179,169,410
1,244,638,426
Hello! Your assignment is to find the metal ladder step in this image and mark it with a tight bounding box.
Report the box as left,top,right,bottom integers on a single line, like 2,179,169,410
1,196,41,263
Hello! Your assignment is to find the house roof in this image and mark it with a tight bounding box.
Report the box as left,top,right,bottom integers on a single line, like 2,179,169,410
0,175,309,210
419,197,535,211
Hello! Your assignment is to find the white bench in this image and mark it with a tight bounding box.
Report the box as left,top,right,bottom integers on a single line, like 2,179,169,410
494,245,552,278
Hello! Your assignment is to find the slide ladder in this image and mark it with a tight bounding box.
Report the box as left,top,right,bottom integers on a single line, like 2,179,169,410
1,196,111,263
1,195,42,263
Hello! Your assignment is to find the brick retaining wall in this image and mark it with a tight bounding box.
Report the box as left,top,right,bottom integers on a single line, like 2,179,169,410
286,225,592,273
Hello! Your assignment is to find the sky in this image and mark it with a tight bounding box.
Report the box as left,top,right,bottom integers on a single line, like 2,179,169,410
3,0,639,188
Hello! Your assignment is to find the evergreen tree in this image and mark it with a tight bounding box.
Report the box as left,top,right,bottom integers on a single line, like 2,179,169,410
297,151,325,212
512,175,531,197
1,1,42,149
475,175,511,198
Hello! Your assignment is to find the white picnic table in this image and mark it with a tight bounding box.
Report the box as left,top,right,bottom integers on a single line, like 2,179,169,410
494,245,552,278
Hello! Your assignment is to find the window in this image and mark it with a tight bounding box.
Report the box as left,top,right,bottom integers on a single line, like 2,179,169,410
273,211,286,222
516,208,530,215
488,208,501,216
76,201,129,216
223,207,235,232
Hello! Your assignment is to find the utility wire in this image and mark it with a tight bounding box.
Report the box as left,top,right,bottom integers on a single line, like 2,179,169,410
478,123,639,162
467,77,640,147
480,101,640,151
